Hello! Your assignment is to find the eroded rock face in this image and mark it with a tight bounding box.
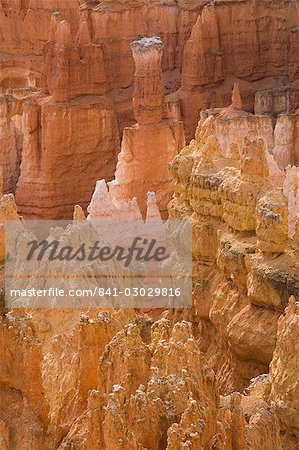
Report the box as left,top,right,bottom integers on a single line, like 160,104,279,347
1,301,295,449
43,19,107,101
175,0,299,139
53,319,220,449
283,165,299,237
256,189,288,254
1,0,299,219
1,2,200,218
88,37,185,219
1,170,299,448
0,171,20,263
0,96,24,193
169,114,299,398
1,1,299,449
268,298,299,443
15,95,120,219
181,1,299,92
108,120,185,218
79,0,203,92
131,37,164,125
0,1,80,91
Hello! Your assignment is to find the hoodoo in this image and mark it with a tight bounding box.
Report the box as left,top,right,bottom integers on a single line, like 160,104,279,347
108,37,185,219
0,1,299,448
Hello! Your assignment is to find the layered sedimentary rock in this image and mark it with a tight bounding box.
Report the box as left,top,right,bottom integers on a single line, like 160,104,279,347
107,37,185,218
43,18,107,101
169,113,299,398
0,0,203,130
256,189,288,254
1,295,297,449
80,0,204,134
15,18,120,219
0,1,80,90
131,37,164,125
19,0,298,148
0,2,201,216
272,113,299,169
170,0,299,139
197,85,286,188
1,1,299,449
15,95,120,219
79,0,203,90
283,165,299,237
1,0,299,219
0,169,20,264
269,298,299,443
0,95,25,193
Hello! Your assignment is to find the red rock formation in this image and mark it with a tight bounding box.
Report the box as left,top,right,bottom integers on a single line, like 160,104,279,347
0,1,80,90
199,88,286,188
269,298,299,446
283,165,299,236
169,114,299,395
87,179,161,222
15,94,120,219
0,96,24,193
108,37,185,218
1,0,298,217
131,37,164,125
79,0,203,91
171,0,299,139
1,2,299,449
0,313,49,447
43,19,107,101
0,0,202,133
256,189,288,254
1,2,298,141
231,82,243,111
1,170,299,448
0,1,202,212
14,17,120,219
0,195,19,263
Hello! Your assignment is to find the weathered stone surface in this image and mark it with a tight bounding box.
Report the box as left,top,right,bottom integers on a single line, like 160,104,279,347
0,1,80,90
283,165,299,237
88,38,186,219
255,86,299,117
256,189,289,254
0,96,23,193
131,37,164,125
109,121,185,218
0,185,20,263
16,97,120,219
272,114,298,169
175,0,299,138
269,298,299,437
1,2,299,448
43,19,107,102
169,112,299,398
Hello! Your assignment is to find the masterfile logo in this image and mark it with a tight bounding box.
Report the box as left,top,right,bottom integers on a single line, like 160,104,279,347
5,219,192,309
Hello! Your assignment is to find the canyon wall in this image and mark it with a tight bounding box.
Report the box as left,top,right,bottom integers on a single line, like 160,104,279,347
1,100,297,448
14,17,120,219
1,0,299,218
107,37,185,219
0,0,80,90
1,1,199,218
170,0,299,139
0,1,299,448
168,111,299,398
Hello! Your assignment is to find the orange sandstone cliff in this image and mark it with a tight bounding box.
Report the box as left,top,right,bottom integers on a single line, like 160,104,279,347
1,0,299,217
0,1,299,449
